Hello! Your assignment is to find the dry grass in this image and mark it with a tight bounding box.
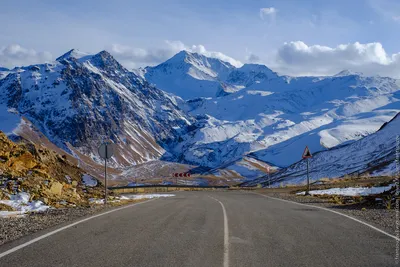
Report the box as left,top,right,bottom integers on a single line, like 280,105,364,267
0,203,15,211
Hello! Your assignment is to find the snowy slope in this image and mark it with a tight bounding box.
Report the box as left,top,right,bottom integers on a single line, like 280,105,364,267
1,50,400,183
177,75,400,168
138,51,400,170
0,49,194,169
144,51,236,99
0,68,10,80
243,112,400,187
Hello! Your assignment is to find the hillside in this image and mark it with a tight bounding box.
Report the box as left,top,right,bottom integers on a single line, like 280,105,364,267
0,130,102,209
166,55,400,169
242,112,400,187
0,49,194,172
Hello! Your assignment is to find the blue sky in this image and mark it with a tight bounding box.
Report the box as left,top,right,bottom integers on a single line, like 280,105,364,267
1,0,400,77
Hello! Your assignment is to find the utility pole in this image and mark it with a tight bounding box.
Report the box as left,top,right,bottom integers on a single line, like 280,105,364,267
104,155,108,204
305,158,310,195
302,146,312,196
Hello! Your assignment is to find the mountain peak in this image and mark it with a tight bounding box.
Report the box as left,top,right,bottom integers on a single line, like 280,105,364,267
56,49,90,61
334,69,363,77
164,50,234,68
96,50,113,58
239,63,275,73
166,50,199,63
89,50,124,71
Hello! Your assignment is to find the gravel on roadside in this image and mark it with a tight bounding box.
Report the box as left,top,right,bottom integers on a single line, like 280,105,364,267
258,191,396,236
0,200,142,246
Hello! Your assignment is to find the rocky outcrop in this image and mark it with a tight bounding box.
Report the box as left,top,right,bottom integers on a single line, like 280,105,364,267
0,131,103,207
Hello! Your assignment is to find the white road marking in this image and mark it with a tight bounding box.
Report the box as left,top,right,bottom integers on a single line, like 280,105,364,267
253,192,400,241
0,199,157,259
209,196,229,267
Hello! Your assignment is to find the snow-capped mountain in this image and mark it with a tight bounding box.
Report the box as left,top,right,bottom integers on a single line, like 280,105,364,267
1,49,399,183
0,49,193,170
242,112,400,187
160,54,400,170
144,51,237,99
0,67,9,80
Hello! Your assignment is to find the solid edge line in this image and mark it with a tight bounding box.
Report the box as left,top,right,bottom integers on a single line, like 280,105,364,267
0,198,157,259
253,192,400,241
209,196,229,267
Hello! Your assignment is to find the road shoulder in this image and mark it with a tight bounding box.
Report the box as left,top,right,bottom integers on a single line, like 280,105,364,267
0,198,151,249
253,190,396,236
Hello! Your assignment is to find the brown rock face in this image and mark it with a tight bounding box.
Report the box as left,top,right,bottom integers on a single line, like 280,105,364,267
49,182,63,195
8,153,37,172
0,131,103,206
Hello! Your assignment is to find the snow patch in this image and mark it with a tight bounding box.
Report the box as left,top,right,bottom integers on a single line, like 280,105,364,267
120,194,175,200
82,174,98,187
297,184,394,196
0,192,50,217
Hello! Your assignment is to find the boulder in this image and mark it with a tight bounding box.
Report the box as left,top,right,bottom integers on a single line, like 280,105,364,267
9,153,37,172
49,181,63,195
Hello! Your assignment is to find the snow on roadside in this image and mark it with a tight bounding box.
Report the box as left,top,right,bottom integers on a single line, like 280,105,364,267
88,198,105,204
120,194,175,200
296,184,394,196
89,194,175,205
0,192,50,217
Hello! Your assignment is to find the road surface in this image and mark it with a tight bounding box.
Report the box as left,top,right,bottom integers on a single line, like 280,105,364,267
0,191,396,267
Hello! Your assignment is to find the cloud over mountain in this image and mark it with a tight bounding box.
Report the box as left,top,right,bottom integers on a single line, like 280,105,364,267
108,41,242,69
274,41,400,77
0,44,52,68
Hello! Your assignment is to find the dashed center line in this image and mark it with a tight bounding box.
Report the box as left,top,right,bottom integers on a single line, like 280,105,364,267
209,196,230,267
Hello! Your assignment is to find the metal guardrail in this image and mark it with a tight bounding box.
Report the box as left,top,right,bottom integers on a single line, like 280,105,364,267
108,184,230,190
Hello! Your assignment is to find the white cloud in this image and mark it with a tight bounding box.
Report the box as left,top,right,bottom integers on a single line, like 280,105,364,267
108,42,181,68
273,41,400,77
0,44,52,68
246,53,261,63
392,15,400,21
0,41,242,70
109,40,242,69
189,44,242,67
260,7,277,20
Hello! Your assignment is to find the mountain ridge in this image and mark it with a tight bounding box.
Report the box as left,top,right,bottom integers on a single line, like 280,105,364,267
0,49,194,173
242,111,400,187
0,49,399,185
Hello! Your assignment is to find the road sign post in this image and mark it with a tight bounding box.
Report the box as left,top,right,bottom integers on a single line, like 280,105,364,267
302,146,312,196
267,166,271,188
98,142,115,204
306,158,310,195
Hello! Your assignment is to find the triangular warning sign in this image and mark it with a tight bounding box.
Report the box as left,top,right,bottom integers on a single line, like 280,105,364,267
302,146,312,159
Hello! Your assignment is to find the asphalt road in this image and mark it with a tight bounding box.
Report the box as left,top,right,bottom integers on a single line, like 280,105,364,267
0,191,397,267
